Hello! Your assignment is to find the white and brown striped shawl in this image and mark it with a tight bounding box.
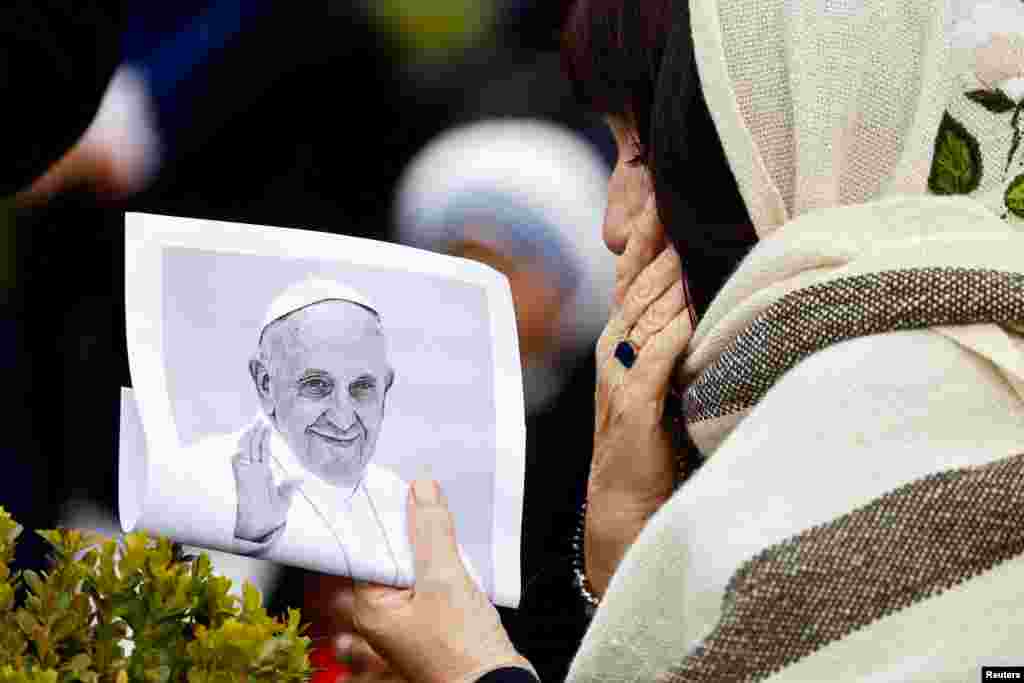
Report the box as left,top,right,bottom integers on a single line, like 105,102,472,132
567,196,1024,683
567,0,1024,679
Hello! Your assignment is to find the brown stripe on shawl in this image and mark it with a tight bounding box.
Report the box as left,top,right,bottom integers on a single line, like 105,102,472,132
663,453,1024,682
682,267,1024,424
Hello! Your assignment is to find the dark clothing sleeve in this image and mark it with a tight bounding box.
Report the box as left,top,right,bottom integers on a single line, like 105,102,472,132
499,562,592,682
0,0,125,195
497,355,596,682
477,667,541,683
2,0,123,570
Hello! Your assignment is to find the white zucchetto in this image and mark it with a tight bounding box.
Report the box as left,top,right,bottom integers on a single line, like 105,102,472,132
260,278,380,338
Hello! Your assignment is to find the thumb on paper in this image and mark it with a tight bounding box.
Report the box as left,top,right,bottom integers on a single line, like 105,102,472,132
408,479,462,584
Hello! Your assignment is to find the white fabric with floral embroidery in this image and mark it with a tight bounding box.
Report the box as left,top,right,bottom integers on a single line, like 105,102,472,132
946,0,1024,221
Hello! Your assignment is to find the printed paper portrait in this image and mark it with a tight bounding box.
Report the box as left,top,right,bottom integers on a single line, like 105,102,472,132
121,213,524,606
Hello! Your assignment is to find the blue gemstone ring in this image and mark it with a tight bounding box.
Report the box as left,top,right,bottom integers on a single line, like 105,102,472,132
614,340,638,369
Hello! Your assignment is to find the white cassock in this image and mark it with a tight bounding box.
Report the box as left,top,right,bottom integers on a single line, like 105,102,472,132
190,417,481,589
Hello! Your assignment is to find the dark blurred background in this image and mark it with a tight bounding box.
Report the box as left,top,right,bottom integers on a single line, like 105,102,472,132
3,2,612,680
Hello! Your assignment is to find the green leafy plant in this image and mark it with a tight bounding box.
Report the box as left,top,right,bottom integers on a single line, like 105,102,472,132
0,507,312,682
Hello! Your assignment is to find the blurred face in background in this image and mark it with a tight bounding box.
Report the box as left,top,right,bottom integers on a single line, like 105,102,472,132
449,236,565,363
254,301,393,489
602,114,655,256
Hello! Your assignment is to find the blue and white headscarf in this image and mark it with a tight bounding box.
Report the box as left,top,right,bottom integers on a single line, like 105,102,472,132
394,119,613,355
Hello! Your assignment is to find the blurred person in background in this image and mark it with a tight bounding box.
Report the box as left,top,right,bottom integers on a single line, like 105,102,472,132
18,0,427,223
394,119,612,413
1,0,124,571
16,0,274,204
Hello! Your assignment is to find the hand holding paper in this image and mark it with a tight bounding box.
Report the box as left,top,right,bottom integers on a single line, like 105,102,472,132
350,480,533,683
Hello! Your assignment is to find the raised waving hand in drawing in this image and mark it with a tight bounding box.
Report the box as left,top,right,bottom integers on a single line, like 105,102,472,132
232,422,301,544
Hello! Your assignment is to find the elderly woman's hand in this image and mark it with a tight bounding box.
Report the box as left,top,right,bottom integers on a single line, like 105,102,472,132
300,572,403,682
341,480,533,683
587,198,694,596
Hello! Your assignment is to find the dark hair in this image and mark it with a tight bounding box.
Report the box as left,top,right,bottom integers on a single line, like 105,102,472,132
562,0,672,156
563,0,756,317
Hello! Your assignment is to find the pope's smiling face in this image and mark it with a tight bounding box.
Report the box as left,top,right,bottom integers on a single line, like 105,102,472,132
253,300,392,489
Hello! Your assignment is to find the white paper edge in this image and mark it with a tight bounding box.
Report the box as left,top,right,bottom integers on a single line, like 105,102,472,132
123,212,525,607
117,386,145,532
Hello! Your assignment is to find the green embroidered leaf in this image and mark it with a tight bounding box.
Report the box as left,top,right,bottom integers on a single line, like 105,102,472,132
928,112,982,195
965,88,1017,113
1004,173,1024,217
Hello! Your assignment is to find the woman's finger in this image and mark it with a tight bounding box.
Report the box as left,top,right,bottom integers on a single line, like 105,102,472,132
348,579,410,661
336,632,394,675
327,577,357,631
351,579,408,613
613,196,663,307
304,573,359,633
630,309,695,403
351,635,393,674
617,246,681,332
350,485,527,683
601,245,679,353
628,279,687,349
408,480,465,587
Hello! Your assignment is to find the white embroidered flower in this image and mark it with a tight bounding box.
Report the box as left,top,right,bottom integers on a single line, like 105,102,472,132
950,0,1024,50
974,33,1024,103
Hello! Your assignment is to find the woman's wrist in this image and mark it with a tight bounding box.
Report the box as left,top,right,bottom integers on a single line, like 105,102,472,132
572,499,602,612
582,487,668,596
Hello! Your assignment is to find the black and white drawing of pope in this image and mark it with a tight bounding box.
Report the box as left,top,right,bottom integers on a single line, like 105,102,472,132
123,214,524,605
181,278,479,587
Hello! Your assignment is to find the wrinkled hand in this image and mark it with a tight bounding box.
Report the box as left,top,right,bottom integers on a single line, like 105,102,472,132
232,423,300,543
299,574,406,683
588,197,694,595
348,480,532,683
